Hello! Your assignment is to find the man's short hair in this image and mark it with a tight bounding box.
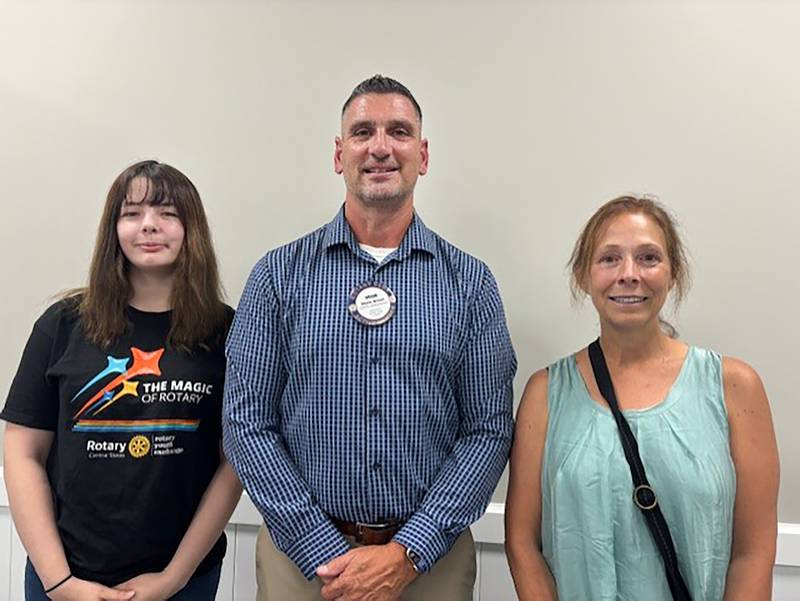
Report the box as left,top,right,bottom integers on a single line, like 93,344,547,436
342,75,422,123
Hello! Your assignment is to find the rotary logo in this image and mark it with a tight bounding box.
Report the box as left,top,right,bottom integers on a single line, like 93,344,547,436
128,435,151,458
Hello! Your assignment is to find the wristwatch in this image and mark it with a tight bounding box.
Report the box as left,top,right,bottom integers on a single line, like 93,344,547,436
405,546,422,573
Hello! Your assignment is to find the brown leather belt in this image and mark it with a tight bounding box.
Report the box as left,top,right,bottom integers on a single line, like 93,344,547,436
331,517,403,545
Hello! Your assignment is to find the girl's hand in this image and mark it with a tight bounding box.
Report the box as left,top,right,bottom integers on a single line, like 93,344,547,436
114,570,185,601
49,576,135,601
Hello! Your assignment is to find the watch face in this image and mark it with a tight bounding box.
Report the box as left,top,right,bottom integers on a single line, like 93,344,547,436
405,547,422,572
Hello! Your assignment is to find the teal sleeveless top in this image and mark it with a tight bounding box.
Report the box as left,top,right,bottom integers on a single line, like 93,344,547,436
541,347,736,600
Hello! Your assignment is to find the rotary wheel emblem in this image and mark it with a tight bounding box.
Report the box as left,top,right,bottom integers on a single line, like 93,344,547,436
128,435,151,458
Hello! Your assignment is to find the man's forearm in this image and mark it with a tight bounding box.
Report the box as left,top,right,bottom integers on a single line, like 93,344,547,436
222,406,350,578
393,426,511,570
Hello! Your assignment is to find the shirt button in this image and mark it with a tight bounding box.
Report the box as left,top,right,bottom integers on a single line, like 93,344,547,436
369,408,380,417
372,461,382,471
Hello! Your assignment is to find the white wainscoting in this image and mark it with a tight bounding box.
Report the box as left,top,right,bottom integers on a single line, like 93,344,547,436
2,480,799,600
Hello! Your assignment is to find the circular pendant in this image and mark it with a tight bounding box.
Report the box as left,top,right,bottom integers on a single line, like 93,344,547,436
348,283,397,326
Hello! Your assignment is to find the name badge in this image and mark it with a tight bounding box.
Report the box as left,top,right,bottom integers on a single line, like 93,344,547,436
348,282,397,326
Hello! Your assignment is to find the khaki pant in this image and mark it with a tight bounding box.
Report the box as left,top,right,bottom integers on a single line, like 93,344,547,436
255,523,476,601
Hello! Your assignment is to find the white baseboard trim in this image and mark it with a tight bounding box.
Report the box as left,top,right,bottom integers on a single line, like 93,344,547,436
227,495,800,567
777,522,800,567
3,476,798,567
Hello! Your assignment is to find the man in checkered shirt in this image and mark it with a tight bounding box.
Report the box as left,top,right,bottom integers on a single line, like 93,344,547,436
223,75,516,601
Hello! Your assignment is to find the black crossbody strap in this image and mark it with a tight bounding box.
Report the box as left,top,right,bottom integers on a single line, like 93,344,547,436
588,339,692,601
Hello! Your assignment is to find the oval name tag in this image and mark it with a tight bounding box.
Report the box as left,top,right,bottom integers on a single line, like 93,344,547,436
348,283,397,326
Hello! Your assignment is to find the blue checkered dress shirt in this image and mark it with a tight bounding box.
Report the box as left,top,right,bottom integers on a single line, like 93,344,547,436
223,208,516,579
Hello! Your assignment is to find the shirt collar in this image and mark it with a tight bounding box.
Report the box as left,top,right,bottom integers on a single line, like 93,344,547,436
322,205,437,259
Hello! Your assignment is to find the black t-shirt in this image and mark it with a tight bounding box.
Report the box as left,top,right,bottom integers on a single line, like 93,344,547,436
1,300,233,585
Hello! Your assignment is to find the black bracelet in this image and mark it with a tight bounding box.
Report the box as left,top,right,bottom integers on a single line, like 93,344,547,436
44,573,72,594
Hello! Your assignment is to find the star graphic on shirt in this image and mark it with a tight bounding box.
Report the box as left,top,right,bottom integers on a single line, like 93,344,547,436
127,348,164,379
74,347,164,418
94,380,140,416
70,355,130,402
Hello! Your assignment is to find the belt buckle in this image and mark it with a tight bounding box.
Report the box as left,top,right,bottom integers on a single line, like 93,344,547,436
355,521,392,543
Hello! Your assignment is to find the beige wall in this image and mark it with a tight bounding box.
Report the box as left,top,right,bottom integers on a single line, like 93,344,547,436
1,0,798,520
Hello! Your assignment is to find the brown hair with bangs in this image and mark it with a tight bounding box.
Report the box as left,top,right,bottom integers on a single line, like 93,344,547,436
567,196,691,332
72,160,227,351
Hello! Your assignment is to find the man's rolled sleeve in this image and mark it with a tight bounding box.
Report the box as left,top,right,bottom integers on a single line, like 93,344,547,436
394,265,516,570
222,260,349,579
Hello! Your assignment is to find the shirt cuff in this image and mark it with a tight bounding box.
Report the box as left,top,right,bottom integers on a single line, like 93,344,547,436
281,519,351,580
392,512,457,573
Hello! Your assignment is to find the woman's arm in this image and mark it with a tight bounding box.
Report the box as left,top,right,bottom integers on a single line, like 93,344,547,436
722,357,779,601
4,423,134,601
115,446,243,600
505,369,558,601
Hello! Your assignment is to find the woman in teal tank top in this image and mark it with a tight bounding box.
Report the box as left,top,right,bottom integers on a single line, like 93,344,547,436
505,196,779,600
